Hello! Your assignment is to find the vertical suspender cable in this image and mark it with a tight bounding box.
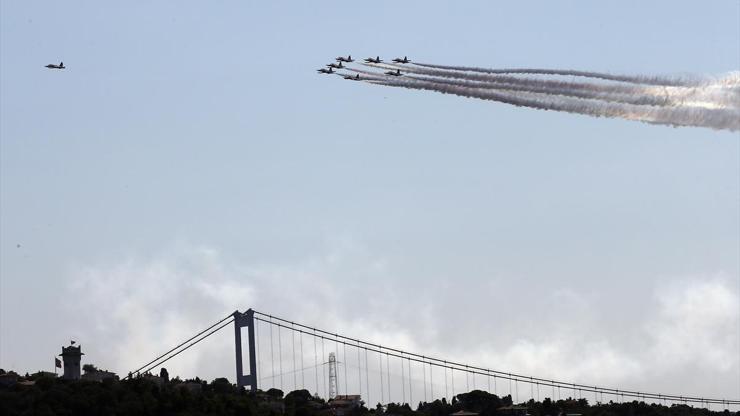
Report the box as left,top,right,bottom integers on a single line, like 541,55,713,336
487,370,491,393
422,356,427,402
530,378,534,403
365,348,370,405
429,361,433,400
333,335,339,396
313,330,319,397
387,353,391,403
292,326,297,391
357,341,362,399
278,325,283,390
408,358,413,407
322,337,327,397
300,331,305,389
466,366,470,392
380,348,385,404
444,362,448,401
401,353,406,404
270,320,275,389
344,342,349,397
451,367,455,399
256,319,262,388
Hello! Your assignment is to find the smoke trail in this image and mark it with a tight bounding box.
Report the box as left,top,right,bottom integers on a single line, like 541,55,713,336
403,74,671,107
406,74,740,110
360,75,740,131
411,62,710,87
367,63,740,110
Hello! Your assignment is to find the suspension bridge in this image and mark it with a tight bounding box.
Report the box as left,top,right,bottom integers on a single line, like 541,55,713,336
126,309,740,412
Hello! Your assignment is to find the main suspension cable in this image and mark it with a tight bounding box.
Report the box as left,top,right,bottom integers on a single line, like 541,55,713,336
126,313,234,378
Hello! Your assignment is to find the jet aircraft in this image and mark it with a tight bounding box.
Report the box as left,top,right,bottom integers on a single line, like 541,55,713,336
327,62,345,69
385,69,402,76
336,55,354,62
364,56,382,63
392,56,411,64
45,61,65,69
317,67,335,74
343,74,361,81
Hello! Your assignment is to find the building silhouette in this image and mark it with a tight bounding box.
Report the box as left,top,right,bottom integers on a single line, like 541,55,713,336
59,343,84,380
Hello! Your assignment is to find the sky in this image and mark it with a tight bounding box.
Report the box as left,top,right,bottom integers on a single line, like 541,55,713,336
1,0,739,405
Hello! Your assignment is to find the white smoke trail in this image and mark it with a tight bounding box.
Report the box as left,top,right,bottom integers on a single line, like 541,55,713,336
411,62,713,87
360,75,740,131
365,63,740,110
405,74,740,110
403,74,670,107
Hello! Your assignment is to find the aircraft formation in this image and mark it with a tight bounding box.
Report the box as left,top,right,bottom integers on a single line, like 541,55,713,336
316,54,740,132
316,55,412,81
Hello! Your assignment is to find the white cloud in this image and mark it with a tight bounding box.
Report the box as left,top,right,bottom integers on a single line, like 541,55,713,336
646,277,740,373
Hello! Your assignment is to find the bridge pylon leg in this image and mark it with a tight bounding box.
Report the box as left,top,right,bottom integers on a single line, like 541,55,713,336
234,309,258,392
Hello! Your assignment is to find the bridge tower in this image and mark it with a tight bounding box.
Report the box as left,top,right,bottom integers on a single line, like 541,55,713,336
233,309,258,391
328,352,338,399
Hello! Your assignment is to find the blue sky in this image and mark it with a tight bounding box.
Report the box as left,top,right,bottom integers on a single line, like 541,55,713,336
1,0,738,402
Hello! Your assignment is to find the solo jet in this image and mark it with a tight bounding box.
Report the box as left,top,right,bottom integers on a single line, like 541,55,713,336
392,56,411,64
385,69,402,76
317,67,335,74
327,62,345,69
336,55,354,63
364,56,382,63
343,74,361,81
45,61,65,69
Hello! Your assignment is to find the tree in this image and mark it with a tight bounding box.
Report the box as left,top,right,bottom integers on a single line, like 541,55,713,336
159,368,169,382
267,387,284,399
83,364,98,374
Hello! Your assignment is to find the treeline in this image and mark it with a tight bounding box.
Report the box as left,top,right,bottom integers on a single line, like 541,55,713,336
0,373,735,416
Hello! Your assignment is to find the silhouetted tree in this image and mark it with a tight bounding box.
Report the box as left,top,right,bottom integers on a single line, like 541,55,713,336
82,364,98,374
267,387,284,399
159,367,169,382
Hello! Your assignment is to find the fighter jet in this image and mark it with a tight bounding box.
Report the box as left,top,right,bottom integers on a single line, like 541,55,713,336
327,62,345,69
343,74,361,81
392,56,411,64
45,61,65,70
317,67,335,74
385,69,402,76
364,56,382,63
336,55,354,63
